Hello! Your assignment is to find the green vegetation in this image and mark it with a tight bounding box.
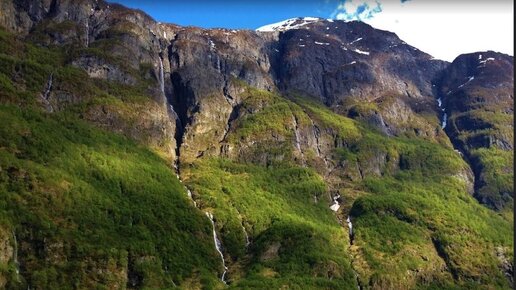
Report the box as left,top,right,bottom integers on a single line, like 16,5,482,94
0,27,222,289
183,159,357,289
293,96,512,289
0,106,221,289
353,171,513,289
0,23,512,290
447,94,514,211
294,96,362,141
471,147,514,216
0,27,175,161
228,86,311,143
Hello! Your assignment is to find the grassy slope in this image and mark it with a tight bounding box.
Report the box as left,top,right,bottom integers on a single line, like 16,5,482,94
0,107,223,289
183,89,513,289
184,159,357,289
299,98,513,289
0,26,512,290
447,89,514,211
0,28,222,289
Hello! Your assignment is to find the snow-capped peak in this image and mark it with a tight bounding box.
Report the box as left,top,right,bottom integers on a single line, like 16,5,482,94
256,17,323,32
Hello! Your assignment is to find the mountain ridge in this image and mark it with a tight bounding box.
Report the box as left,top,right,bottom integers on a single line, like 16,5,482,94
0,0,513,289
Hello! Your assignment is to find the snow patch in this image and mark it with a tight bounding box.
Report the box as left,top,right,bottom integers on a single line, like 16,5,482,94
315,41,330,46
478,57,495,67
354,49,370,55
256,17,321,32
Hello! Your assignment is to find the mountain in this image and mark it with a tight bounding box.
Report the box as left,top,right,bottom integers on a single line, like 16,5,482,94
0,1,513,289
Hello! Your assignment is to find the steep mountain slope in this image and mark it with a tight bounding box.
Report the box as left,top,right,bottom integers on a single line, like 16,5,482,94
0,1,513,289
438,51,514,212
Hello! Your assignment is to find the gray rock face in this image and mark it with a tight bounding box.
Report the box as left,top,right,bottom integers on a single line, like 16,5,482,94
271,21,445,103
0,0,511,207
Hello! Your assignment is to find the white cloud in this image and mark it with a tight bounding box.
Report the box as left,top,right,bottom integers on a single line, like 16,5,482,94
331,0,514,61
331,0,382,21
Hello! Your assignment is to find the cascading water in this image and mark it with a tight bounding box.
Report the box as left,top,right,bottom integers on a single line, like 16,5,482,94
330,194,340,212
346,216,353,241
157,43,228,284
291,116,306,166
12,230,20,281
205,212,228,284
346,216,362,290
242,226,250,247
85,21,89,47
437,97,447,129
159,56,165,95
186,189,197,206
44,74,53,99
291,116,302,152
41,74,54,112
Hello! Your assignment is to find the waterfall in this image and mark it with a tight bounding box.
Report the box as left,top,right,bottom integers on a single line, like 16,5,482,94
44,74,53,100
85,21,89,47
242,226,250,247
346,216,353,240
346,216,361,289
205,212,228,284
330,194,340,212
159,56,165,95
12,230,20,281
293,117,302,152
41,74,54,112
186,189,197,206
291,116,306,166
177,175,228,282
437,97,447,129
441,113,448,129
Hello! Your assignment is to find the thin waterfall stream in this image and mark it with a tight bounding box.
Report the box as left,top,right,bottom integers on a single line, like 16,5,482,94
12,230,20,281
160,52,228,284
346,216,362,290
206,212,228,284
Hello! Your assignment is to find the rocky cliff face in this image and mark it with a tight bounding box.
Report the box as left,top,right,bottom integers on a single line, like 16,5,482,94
0,0,513,289
439,51,514,210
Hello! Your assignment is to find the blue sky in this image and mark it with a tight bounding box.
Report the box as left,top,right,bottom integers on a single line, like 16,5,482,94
111,0,340,29
109,0,513,61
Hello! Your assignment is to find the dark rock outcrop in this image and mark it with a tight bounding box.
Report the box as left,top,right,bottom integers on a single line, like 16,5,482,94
438,51,514,210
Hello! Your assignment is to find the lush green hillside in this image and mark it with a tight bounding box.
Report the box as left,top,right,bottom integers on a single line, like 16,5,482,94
180,88,513,289
0,17,513,290
0,28,222,289
0,106,224,289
